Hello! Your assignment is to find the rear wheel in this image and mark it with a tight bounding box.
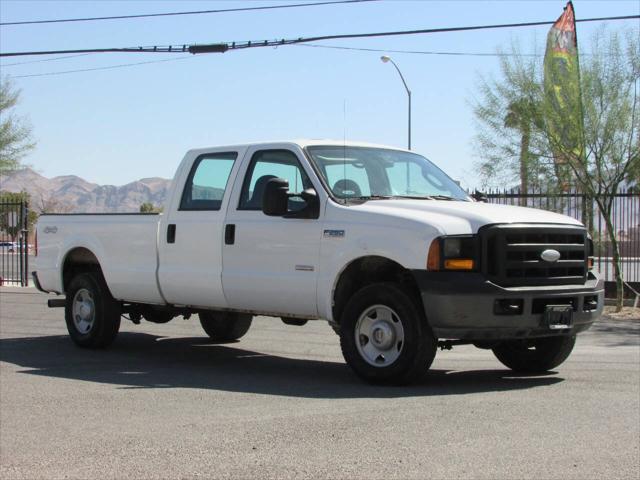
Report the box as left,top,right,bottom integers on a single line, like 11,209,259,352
492,335,576,372
199,312,252,342
339,282,437,385
65,272,121,348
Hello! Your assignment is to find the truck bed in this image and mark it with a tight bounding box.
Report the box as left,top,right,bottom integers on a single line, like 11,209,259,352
35,213,165,304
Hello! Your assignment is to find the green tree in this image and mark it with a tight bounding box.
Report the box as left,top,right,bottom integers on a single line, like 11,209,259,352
503,98,544,203
542,29,639,311
471,41,556,192
139,202,162,213
472,29,639,311
0,77,35,175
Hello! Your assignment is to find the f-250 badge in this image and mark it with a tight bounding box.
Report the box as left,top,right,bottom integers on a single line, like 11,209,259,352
44,226,58,234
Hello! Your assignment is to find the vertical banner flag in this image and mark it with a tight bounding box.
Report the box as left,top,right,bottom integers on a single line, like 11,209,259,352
543,1,584,181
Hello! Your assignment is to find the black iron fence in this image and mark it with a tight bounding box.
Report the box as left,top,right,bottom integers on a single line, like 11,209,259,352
0,201,30,286
484,188,640,285
1,191,638,290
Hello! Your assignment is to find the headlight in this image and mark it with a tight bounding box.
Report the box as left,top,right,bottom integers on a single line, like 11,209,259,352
427,236,477,271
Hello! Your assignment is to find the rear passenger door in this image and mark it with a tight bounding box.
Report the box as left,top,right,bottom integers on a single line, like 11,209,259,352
158,151,239,308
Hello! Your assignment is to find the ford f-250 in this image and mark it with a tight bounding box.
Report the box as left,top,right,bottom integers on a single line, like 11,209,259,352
33,140,603,384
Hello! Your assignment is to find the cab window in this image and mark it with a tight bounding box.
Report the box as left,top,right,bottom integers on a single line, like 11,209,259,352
238,150,313,211
180,152,237,211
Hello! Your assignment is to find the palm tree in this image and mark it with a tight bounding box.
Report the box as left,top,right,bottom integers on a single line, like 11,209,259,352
504,99,540,204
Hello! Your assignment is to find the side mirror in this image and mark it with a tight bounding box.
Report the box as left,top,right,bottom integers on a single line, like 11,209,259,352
262,179,321,219
262,178,289,216
289,188,319,219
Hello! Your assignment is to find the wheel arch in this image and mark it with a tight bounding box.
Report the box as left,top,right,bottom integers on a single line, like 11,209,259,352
331,255,423,325
61,247,105,293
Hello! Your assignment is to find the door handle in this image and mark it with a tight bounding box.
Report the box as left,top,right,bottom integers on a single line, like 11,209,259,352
225,224,235,245
167,224,176,243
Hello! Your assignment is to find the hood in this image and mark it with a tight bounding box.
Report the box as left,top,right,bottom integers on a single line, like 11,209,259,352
349,199,583,234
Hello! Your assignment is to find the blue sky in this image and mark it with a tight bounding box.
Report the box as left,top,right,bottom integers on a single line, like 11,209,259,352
1,0,638,189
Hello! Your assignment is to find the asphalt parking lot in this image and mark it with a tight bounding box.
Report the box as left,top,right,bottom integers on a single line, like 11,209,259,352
1,287,639,479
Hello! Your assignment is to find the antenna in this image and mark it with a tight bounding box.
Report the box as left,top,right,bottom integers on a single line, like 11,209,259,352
343,99,347,205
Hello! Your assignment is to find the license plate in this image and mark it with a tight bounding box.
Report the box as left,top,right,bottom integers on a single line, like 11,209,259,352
544,305,573,330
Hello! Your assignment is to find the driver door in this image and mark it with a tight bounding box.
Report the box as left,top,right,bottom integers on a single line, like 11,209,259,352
222,148,323,317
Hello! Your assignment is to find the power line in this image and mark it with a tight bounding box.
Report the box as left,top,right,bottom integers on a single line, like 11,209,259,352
13,41,613,78
6,46,542,78
8,46,539,80
295,43,617,57
294,44,542,57
1,13,637,58
0,0,377,26
0,53,94,67
0,46,192,57
11,56,193,78
279,14,640,46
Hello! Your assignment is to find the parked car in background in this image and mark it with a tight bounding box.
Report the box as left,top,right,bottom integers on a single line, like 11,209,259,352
0,241,18,253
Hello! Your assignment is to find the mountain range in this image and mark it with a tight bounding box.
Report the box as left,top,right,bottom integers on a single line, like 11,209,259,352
0,168,171,213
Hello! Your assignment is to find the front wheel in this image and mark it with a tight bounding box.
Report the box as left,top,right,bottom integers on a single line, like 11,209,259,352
492,335,576,372
199,312,252,342
339,282,437,385
65,272,121,348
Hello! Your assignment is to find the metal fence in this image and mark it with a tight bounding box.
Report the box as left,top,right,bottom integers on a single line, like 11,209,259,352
0,192,637,288
0,201,30,286
485,188,640,284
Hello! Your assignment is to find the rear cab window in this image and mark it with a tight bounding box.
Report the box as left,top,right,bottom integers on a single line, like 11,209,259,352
180,152,238,211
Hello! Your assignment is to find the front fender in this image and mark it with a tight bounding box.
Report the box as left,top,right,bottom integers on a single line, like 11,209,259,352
316,222,441,322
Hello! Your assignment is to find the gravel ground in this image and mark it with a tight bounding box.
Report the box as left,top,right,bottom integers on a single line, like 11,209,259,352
1,287,639,479
603,306,640,321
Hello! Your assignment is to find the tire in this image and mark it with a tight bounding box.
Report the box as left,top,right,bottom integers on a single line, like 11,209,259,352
339,282,437,385
65,272,121,348
492,335,576,373
199,312,252,342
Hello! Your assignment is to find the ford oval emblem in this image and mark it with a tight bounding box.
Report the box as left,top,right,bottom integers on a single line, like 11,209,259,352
540,249,561,263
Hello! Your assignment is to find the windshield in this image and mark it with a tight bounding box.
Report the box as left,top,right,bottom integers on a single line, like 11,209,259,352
306,146,469,202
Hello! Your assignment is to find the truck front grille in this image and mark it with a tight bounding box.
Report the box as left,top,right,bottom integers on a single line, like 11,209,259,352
482,224,588,287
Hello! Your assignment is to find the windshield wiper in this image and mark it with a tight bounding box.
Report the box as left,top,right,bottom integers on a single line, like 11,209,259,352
393,195,437,200
429,195,457,201
345,194,459,202
351,195,431,201
350,195,394,201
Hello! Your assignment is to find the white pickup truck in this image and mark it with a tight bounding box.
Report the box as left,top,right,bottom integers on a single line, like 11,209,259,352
34,140,603,384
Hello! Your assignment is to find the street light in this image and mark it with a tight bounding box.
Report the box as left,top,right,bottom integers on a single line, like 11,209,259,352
381,55,411,150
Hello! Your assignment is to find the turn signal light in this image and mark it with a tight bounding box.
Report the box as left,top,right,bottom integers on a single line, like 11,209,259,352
427,239,441,271
444,259,475,270
428,236,477,271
